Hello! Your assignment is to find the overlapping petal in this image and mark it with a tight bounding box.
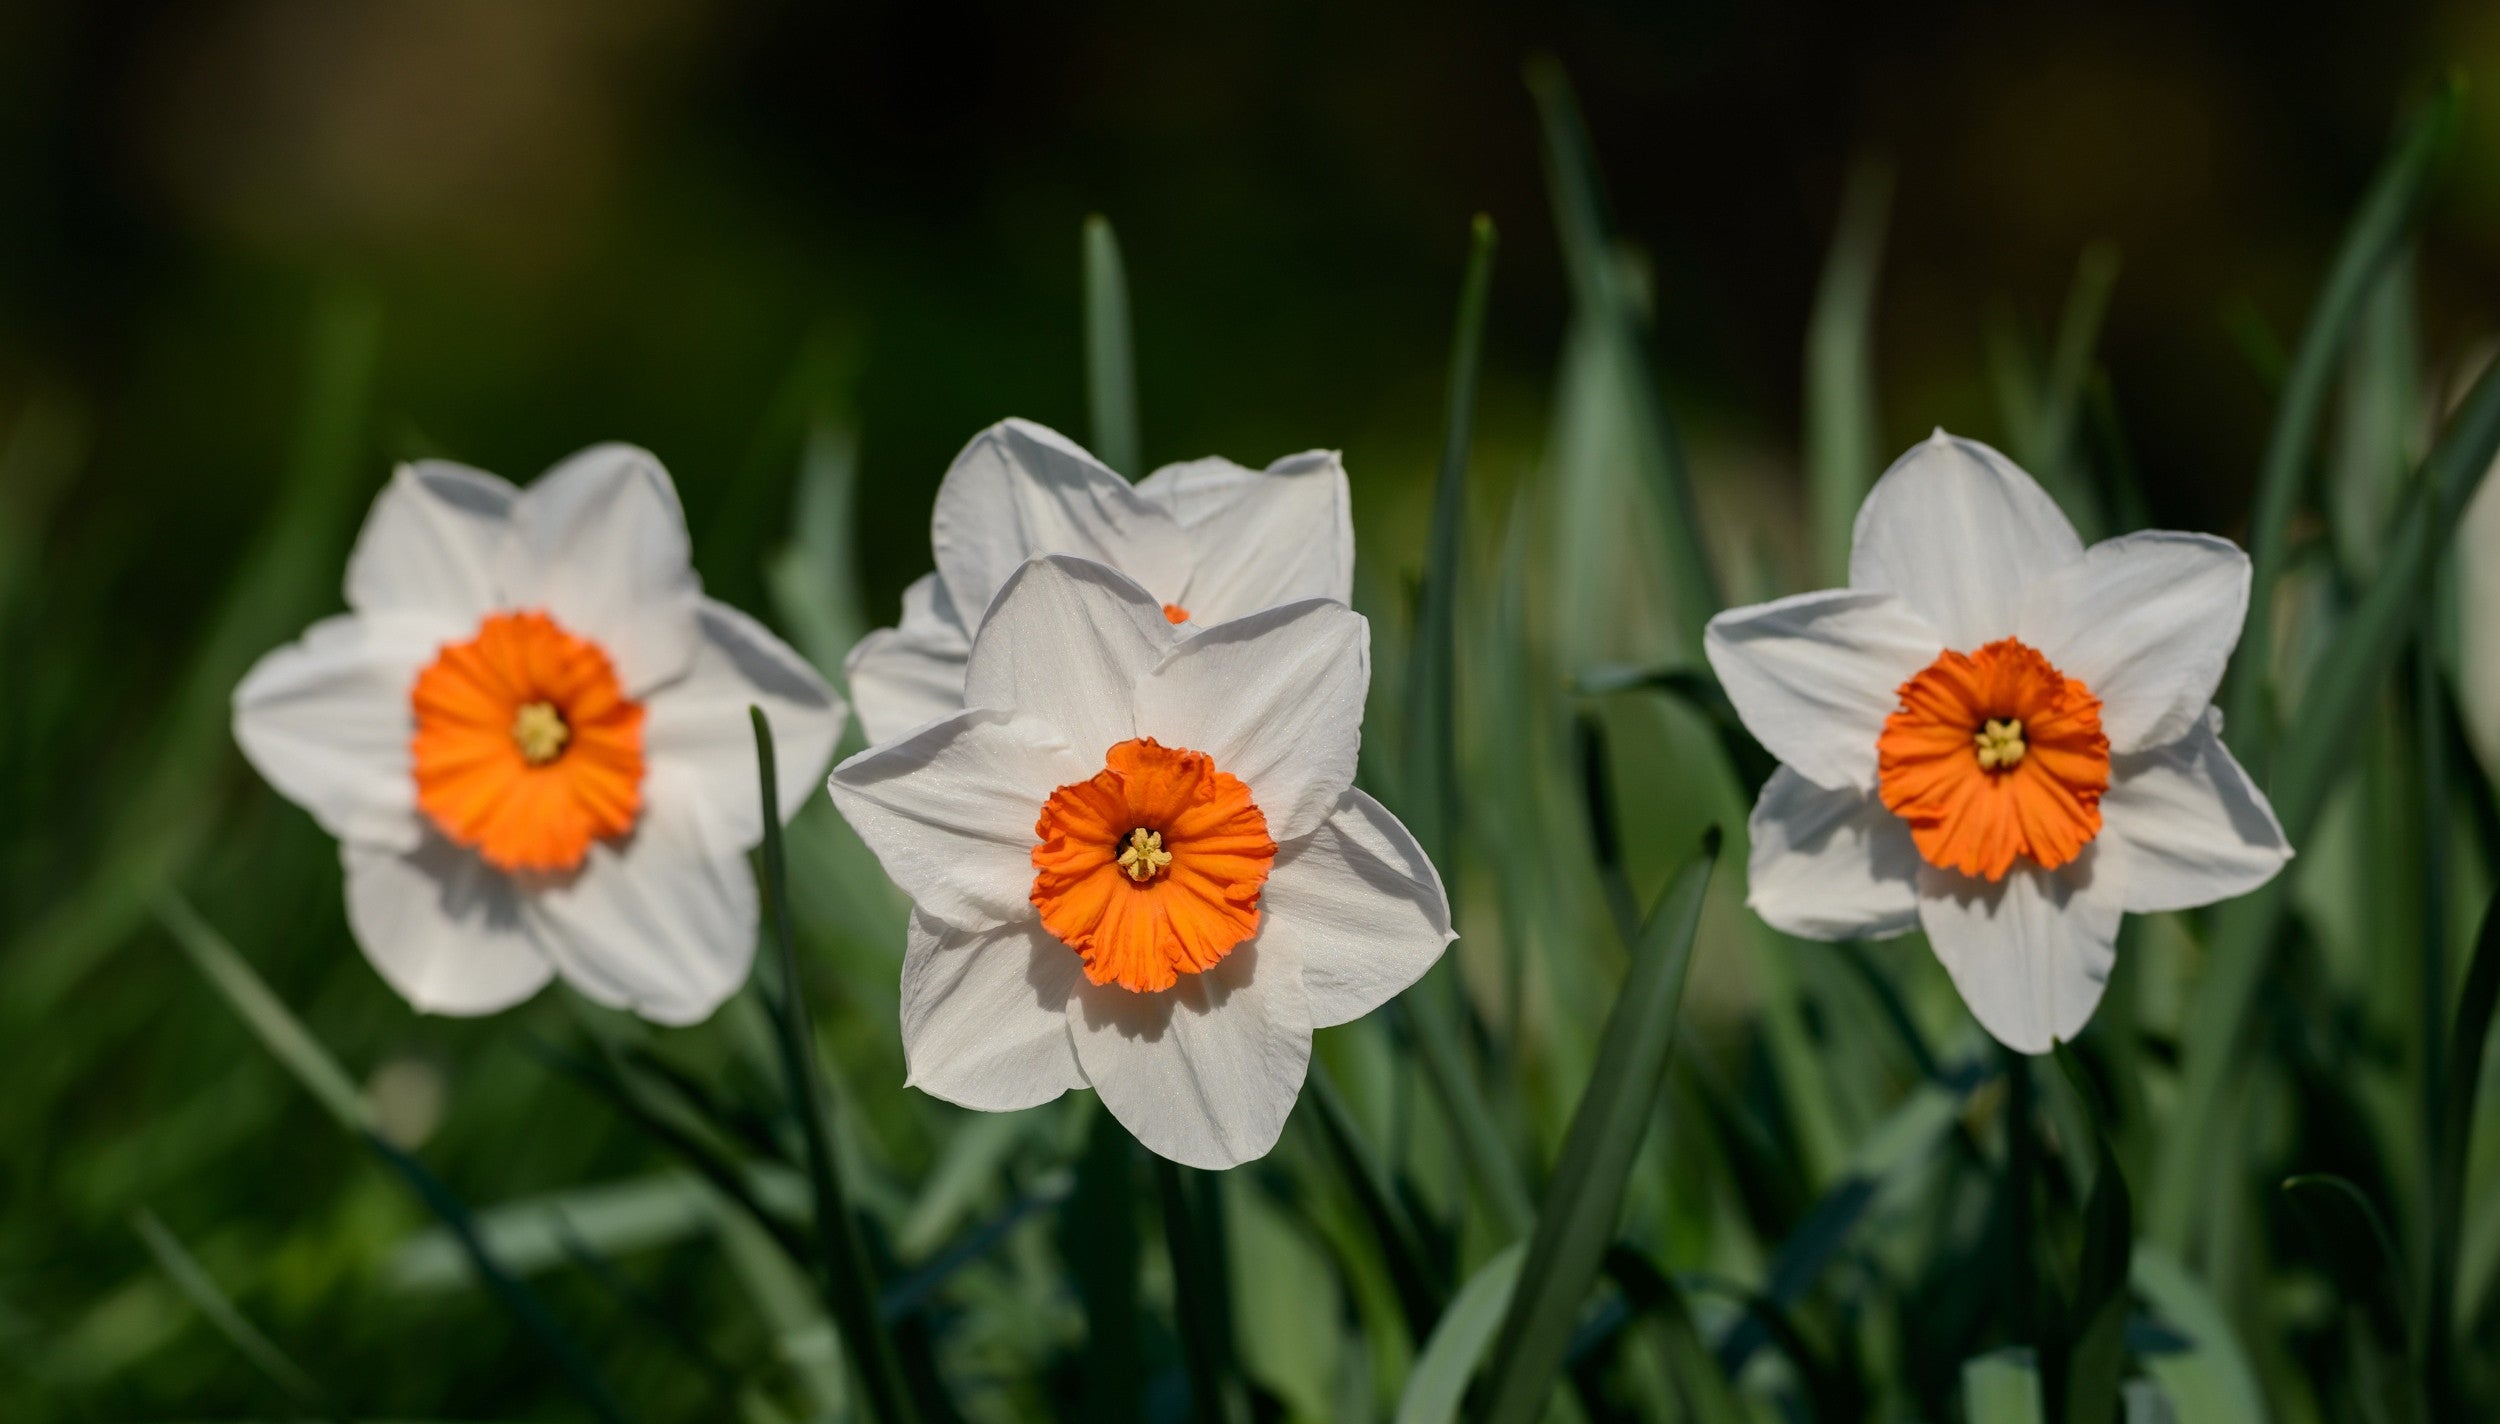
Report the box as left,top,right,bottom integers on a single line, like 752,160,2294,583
1067,937,1311,1169
1137,450,1353,617
1256,789,1452,1027
960,555,1176,764
2017,531,2249,753
1744,769,1923,940
845,573,973,744
899,911,1087,1111
1850,433,2084,650
1136,598,1368,842
1915,848,2123,1053
1704,589,1943,792
496,444,703,696
644,599,848,849
2102,714,2291,913
931,420,1191,628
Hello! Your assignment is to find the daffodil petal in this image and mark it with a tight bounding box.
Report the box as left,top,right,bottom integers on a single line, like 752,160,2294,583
960,555,1174,766
524,769,757,1027
1915,846,2123,1054
2017,531,2250,753
845,573,973,745
232,612,440,853
1257,789,1452,1028
342,835,555,1016
1850,432,2084,650
496,443,702,698
2103,714,2291,913
828,708,1089,930
1704,588,1944,792
1136,599,1367,843
1067,936,1311,1169
1137,450,1354,618
644,599,848,850
930,419,1191,628
899,911,1086,1111
1744,768,1923,940
345,460,516,628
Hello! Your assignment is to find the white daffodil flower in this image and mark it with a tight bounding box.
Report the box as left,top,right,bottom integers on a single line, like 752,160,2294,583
828,554,1450,1168
1704,431,2292,1053
843,418,1352,744
232,446,846,1025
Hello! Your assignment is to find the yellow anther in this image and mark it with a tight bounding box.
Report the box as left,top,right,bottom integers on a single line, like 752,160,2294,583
1972,717,2027,771
1117,827,1173,882
511,700,571,765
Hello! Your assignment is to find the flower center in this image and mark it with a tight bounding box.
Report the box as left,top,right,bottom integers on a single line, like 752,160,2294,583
1161,603,1190,625
1875,638,2109,882
411,610,646,874
1031,738,1277,994
1973,717,2026,770
511,700,571,765
1117,827,1174,881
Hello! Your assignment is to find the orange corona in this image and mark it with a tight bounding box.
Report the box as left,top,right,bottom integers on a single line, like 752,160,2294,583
1030,738,1276,993
1876,638,2109,882
410,611,646,874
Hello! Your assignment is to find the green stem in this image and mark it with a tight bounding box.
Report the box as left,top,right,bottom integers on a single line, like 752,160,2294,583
1083,215,1141,476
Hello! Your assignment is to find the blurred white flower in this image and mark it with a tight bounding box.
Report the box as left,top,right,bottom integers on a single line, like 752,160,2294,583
844,419,1352,744
2459,448,2500,782
1705,431,2291,1053
830,555,1448,1168
232,446,846,1025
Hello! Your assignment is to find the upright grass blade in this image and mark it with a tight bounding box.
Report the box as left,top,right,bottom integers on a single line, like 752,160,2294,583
749,708,918,1424
1526,56,1721,650
2432,891,2500,1414
2280,1174,2412,1353
1304,1061,1446,1339
1404,213,1497,873
1157,1158,1244,1424
157,895,628,1424
1476,830,1721,1424
1964,1349,2048,1424
2223,78,2460,778
765,415,870,679
1066,1106,1145,1423
1393,1242,1526,1424
2153,331,2500,1250
1804,157,1891,585
130,1208,332,1417
2130,1248,2268,1424
1084,215,1141,476
2052,1048,2133,1424
1401,983,1536,1239
13,284,380,1021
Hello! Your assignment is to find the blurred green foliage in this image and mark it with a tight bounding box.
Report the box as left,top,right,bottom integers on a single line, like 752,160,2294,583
7,4,2500,1422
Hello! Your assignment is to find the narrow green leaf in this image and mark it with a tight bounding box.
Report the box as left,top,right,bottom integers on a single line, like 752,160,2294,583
1526,56,1720,649
1083,214,1141,476
2130,1247,2268,1424
1963,1348,2048,1424
2034,243,2124,537
1476,830,1722,1424
715,1188,851,1421
764,416,870,679
2281,1174,2413,1357
2052,1048,2133,1424
1404,213,1497,873
2329,256,2422,579
1392,1242,1525,1424
131,1209,332,1416
2431,890,2500,1411
1304,1060,1446,1339
1400,981,1537,1240
2226,78,2460,777
1066,1104,1145,1423
749,708,919,1424
1804,158,1891,585
1158,1157,1244,1424
2153,329,2500,1250
156,894,368,1133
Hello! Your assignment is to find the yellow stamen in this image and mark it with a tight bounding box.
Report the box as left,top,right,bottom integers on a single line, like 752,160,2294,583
512,700,571,765
1116,827,1173,882
1972,717,2027,771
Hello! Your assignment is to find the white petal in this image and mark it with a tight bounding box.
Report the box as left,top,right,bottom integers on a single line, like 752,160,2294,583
1703,589,1944,792
899,911,1087,1111
344,461,516,628
1916,847,2124,1054
1850,432,2084,650
1137,450,1354,618
1067,937,1311,1169
960,555,1175,765
930,419,1192,628
2103,715,2291,913
232,613,441,852
1257,789,1451,1027
497,444,702,696
1744,768,1923,940
524,769,758,1027
2018,531,2250,753
845,573,973,744
1135,599,1368,843
643,599,849,850
343,835,554,1016
826,709,1087,930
